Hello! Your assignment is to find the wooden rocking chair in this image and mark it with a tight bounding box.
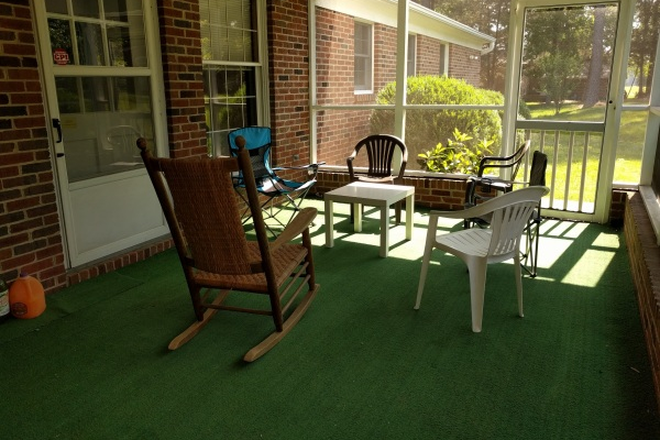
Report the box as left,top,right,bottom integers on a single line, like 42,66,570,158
137,136,320,362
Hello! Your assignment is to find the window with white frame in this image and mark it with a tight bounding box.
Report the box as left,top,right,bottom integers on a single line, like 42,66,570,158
439,43,447,76
354,21,373,92
407,34,416,76
200,0,264,156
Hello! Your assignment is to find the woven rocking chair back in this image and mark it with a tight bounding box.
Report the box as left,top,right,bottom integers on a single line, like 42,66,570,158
156,157,253,275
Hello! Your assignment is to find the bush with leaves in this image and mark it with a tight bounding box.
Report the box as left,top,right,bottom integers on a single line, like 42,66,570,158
370,76,504,159
417,128,494,174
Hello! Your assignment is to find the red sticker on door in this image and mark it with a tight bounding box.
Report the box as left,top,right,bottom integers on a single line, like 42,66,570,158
53,49,69,65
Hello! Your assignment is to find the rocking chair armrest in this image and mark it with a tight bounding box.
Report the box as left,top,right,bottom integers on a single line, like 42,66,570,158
271,207,318,251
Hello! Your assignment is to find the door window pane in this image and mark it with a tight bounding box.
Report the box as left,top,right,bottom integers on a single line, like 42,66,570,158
48,18,73,65
47,0,146,67
72,0,100,18
46,0,68,14
520,5,617,122
76,22,105,66
55,77,81,113
104,0,130,22
57,76,153,182
107,25,146,67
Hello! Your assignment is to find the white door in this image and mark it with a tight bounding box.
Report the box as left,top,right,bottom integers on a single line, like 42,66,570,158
35,0,168,267
504,0,633,223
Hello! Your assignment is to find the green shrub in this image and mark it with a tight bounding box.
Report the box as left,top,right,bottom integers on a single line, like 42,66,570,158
370,76,504,156
417,128,494,174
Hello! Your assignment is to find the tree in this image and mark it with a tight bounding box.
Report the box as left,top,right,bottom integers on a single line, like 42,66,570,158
582,6,606,108
523,7,590,113
532,53,582,114
427,0,511,92
630,0,660,99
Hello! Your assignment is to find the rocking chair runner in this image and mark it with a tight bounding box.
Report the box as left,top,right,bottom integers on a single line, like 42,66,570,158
137,136,320,362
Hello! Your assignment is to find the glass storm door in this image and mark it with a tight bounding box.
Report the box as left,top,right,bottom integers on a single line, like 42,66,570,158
507,0,628,223
36,0,168,267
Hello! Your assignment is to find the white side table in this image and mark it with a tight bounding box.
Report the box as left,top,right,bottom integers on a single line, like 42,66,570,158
324,182,415,257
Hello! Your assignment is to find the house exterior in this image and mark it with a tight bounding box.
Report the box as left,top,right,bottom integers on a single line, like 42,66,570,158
0,0,492,293
314,0,494,167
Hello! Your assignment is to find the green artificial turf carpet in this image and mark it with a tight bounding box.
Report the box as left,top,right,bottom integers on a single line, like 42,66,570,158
1,202,658,439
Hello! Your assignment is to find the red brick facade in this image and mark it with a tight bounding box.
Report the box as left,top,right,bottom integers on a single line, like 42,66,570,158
0,0,197,293
448,44,482,86
314,6,483,169
156,0,207,158
316,170,468,211
0,0,66,293
267,1,312,169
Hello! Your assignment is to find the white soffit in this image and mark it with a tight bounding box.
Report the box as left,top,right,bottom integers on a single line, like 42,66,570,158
316,0,495,53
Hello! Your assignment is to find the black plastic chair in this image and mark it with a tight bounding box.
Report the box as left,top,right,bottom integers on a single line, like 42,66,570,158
347,134,408,223
464,140,531,229
521,150,548,277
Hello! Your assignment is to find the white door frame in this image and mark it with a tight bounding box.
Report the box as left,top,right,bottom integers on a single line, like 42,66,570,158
503,0,634,223
33,0,169,268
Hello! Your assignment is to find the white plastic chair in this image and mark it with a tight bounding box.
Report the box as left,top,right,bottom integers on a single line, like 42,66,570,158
415,186,549,332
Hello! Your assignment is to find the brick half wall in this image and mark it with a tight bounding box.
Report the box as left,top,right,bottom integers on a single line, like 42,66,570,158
624,192,660,414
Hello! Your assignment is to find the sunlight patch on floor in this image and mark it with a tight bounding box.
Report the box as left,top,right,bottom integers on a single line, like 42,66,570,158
542,219,589,238
592,231,620,249
561,249,616,287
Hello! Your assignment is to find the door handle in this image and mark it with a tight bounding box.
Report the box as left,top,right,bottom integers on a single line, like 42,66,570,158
52,118,62,143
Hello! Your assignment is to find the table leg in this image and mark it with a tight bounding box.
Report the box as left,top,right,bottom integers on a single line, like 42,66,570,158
380,204,389,257
406,193,414,240
324,199,334,248
354,203,363,232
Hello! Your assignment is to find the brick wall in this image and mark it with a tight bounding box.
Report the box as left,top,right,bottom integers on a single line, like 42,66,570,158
0,0,67,293
416,35,442,76
610,188,629,227
156,0,207,158
314,6,484,168
316,170,468,211
0,0,204,294
416,36,482,88
448,45,481,87
268,0,312,171
373,23,397,92
315,8,374,168
624,193,660,414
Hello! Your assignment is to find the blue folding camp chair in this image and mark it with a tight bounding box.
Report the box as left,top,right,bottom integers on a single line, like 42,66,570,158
228,127,322,235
